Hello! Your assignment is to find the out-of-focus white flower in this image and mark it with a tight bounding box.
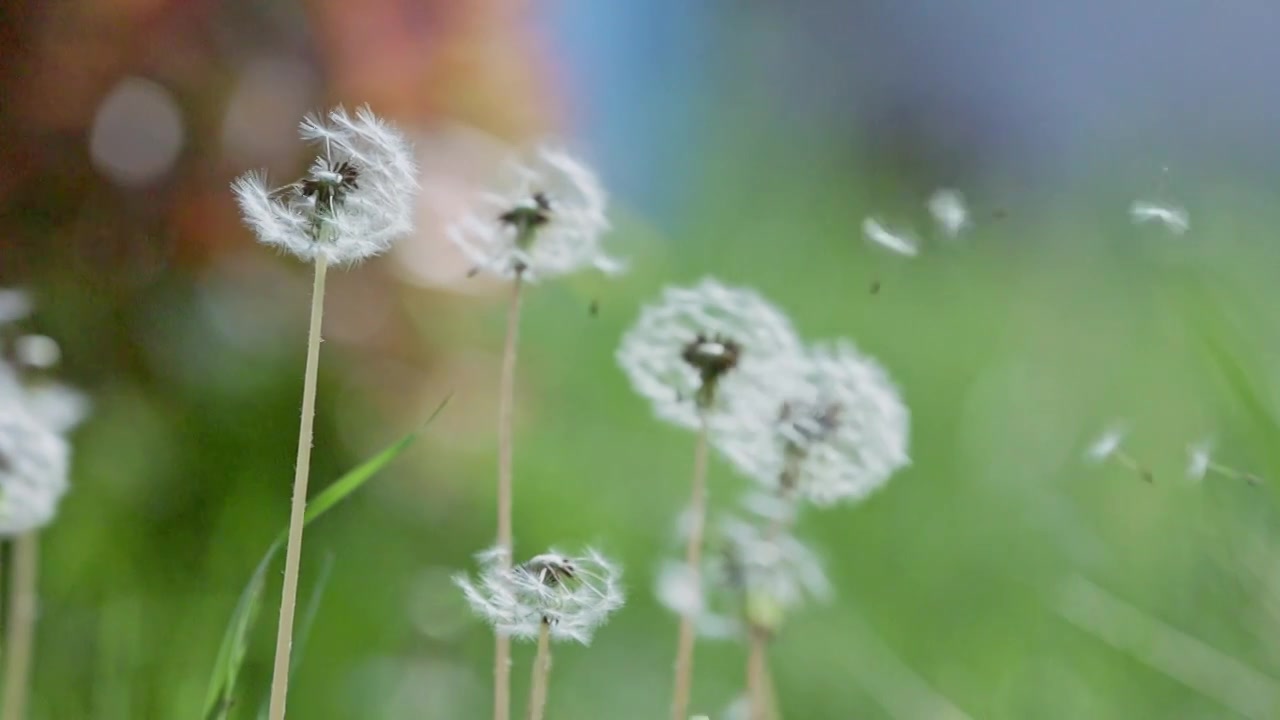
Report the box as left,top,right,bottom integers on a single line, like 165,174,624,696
455,546,624,645
655,560,702,617
0,343,90,435
685,516,832,640
863,217,919,257
1130,201,1189,235
0,407,70,535
448,146,619,282
232,105,418,265
617,278,804,432
1084,425,1126,464
1186,440,1212,482
0,290,31,326
13,335,60,369
927,189,969,238
714,517,832,612
714,340,910,507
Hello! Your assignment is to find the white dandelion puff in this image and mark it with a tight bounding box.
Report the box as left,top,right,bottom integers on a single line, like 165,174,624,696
1130,201,1189,235
927,188,969,238
454,546,624,645
0,289,32,326
713,340,911,507
617,278,804,432
449,146,619,282
0,344,90,435
0,407,70,535
863,217,919,257
232,105,418,265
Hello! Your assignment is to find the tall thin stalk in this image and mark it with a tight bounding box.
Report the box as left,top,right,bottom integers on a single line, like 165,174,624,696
1,533,39,720
526,621,553,720
670,414,710,720
746,625,770,720
494,270,525,720
267,255,329,720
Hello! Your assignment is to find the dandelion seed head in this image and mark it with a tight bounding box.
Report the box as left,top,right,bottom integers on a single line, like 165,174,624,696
232,105,418,265
449,146,619,282
1130,201,1189,235
455,546,624,645
617,278,804,431
928,188,969,237
1186,439,1212,481
713,340,911,507
863,217,919,257
0,407,70,535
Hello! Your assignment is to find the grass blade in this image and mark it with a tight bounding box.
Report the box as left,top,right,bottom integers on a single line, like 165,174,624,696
201,394,451,720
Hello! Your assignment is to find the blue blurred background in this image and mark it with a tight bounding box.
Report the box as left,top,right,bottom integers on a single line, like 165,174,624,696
4,1,1280,718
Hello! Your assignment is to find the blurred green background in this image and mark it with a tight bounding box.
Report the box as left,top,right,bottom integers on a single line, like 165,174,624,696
4,2,1280,718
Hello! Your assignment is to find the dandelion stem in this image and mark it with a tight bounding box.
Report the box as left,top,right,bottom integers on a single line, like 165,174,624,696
671,413,710,720
746,625,772,720
495,270,525,720
267,254,329,720
1,533,39,720
526,621,553,720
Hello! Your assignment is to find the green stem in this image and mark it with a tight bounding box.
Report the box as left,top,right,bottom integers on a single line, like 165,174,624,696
266,255,329,720
1,533,39,720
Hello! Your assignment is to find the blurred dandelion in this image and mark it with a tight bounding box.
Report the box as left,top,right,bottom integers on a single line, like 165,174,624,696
1129,201,1189,235
713,340,911,508
0,408,70,536
449,146,619,283
0,291,32,327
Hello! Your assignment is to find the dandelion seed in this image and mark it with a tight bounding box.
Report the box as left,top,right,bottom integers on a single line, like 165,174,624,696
713,340,910,507
1084,424,1152,482
449,147,619,282
927,189,969,238
232,105,418,265
1084,425,1126,464
0,407,70,536
863,217,919,257
617,278,804,431
455,546,624,645
1130,201,1189,235
1186,440,1212,482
